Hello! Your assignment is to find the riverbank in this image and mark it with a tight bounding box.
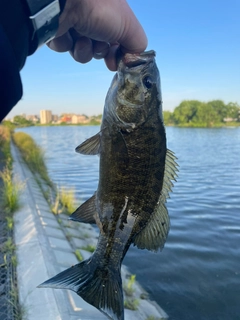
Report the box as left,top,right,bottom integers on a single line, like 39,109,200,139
3,120,240,130
165,122,240,128
11,140,168,320
0,126,23,320
9,125,240,320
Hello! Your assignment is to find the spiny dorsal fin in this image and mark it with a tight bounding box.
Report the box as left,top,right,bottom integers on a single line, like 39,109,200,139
69,194,97,224
160,149,178,203
133,149,178,252
75,132,101,155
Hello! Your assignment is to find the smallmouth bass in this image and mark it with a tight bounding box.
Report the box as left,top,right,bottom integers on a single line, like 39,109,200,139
39,50,178,320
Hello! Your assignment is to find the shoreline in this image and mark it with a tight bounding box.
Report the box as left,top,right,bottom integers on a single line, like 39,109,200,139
11,140,168,320
5,122,240,129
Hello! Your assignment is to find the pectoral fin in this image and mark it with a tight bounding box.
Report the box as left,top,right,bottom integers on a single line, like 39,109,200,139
133,149,178,252
75,132,101,155
69,194,97,224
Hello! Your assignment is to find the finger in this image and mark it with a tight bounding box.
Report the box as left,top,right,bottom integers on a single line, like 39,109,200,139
118,2,148,54
104,44,120,71
47,32,73,52
70,36,93,63
93,41,110,60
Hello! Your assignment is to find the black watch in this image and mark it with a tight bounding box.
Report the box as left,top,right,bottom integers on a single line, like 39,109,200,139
22,0,60,55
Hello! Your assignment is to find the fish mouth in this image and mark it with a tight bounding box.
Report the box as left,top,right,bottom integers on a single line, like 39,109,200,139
118,50,156,70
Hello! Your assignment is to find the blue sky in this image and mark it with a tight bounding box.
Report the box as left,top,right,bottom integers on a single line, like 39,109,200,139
8,0,240,118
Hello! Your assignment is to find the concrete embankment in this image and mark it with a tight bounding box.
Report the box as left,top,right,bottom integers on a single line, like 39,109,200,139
11,141,168,320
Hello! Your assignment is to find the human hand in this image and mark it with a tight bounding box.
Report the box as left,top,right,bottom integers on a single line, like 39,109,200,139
47,0,147,71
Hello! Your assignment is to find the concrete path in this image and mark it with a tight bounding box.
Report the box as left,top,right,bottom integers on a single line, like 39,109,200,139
11,142,168,320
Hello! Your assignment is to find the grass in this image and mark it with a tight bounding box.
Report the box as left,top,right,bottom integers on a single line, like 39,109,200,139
51,191,60,214
75,249,83,261
123,274,140,311
0,125,11,143
82,232,90,239
0,125,25,319
12,131,52,186
12,131,76,218
0,166,22,214
58,187,76,214
123,274,136,297
124,298,139,310
145,317,164,320
8,279,27,320
51,186,76,215
81,244,96,253
0,238,18,268
65,232,72,241
0,125,11,162
6,216,14,231
1,238,15,254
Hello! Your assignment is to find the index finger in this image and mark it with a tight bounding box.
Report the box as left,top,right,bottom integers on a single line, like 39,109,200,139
117,3,148,54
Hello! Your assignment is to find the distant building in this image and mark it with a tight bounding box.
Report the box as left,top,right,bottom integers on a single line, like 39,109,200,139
72,114,88,124
40,110,52,124
52,114,59,123
26,115,39,123
223,117,238,122
60,115,72,123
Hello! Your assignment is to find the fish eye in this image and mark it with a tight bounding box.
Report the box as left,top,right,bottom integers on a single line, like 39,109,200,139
143,76,153,89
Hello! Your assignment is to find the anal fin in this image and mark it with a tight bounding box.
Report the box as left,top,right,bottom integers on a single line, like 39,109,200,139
70,194,97,224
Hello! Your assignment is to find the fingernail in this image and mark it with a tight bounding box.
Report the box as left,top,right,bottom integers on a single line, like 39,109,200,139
95,52,105,58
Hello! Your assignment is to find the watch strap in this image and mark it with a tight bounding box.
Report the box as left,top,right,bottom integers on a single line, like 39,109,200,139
22,0,60,55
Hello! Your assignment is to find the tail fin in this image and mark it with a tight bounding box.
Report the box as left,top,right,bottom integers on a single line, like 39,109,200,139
38,259,124,320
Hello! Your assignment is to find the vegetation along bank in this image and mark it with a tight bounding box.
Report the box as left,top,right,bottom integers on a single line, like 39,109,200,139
0,124,24,319
163,100,240,127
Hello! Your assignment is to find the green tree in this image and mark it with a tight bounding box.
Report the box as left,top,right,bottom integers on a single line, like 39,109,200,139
225,102,240,119
171,99,240,126
1,120,16,130
193,103,217,126
163,111,174,124
206,100,226,122
172,100,202,125
13,115,33,127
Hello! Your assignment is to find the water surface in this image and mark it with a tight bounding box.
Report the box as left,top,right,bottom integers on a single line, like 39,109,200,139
17,126,240,320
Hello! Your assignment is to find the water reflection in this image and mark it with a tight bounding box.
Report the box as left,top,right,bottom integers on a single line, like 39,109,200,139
17,126,240,320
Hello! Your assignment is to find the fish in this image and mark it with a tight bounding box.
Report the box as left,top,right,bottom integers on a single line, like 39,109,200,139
38,50,178,320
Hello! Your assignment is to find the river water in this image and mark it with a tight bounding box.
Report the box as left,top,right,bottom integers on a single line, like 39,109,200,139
17,126,240,320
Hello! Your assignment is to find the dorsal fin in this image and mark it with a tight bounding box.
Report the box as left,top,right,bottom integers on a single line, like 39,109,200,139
160,149,178,202
133,149,178,252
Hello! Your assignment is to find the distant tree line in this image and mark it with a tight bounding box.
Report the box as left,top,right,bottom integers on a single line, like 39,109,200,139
163,100,240,127
1,114,103,128
1,116,34,129
13,115,35,127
